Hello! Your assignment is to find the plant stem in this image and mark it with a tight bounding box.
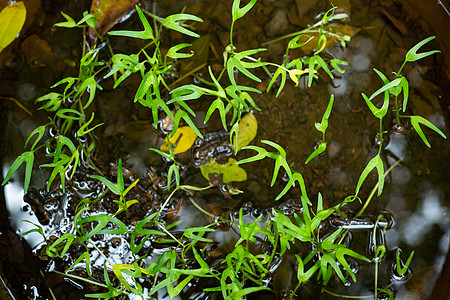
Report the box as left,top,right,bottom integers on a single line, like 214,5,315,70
323,287,373,298
229,21,235,54
394,94,401,125
374,260,378,300
52,270,109,289
378,118,383,156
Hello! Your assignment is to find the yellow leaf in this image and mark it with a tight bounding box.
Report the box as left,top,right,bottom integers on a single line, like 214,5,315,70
0,1,26,53
289,69,315,87
117,199,139,212
200,158,247,183
160,126,197,154
233,112,258,152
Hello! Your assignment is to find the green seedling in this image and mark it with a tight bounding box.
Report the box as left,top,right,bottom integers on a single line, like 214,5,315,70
305,94,334,164
3,0,443,298
396,248,414,277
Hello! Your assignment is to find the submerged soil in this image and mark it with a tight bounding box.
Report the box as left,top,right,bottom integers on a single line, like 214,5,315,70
1,0,449,299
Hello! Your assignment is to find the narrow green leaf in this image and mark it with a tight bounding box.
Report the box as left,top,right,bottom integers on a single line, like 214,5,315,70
205,99,227,130
78,12,97,28
369,78,402,101
405,36,440,62
308,55,333,87
56,109,85,120
276,172,307,200
66,251,91,277
162,14,203,38
25,125,47,151
267,67,286,98
184,227,215,243
315,94,334,133
271,155,291,186
373,68,389,84
166,43,193,59
35,92,63,112
167,163,179,189
362,92,389,119
108,6,154,40
288,34,313,50
315,34,327,55
227,56,261,85
1,151,34,193
168,84,207,103
90,159,124,195
305,142,326,164
355,155,384,196
401,76,409,112
396,249,414,276
321,253,345,285
54,11,77,28
261,140,286,157
51,77,76,97
237,145,268,165
335,247,371,282
41,154,70,192
77,113,103,137
295,255,319,283
46,233,75,257
330,59,348,73
410,115,447,147
232,0,258,20
113,263,145,294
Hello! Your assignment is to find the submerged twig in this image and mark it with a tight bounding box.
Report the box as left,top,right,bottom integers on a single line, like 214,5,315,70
0,96,32,116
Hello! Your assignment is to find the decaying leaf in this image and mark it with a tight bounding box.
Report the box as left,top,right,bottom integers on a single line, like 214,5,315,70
232,112,258,152
200,158,247,183
160,126,197,154
89,0,138,42
0,1,26,53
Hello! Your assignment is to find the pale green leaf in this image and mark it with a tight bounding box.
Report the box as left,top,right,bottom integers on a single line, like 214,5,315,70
200,158,247,183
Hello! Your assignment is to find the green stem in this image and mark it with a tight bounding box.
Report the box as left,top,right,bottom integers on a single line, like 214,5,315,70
323,287,372,299
377,118,383,156
158,223,184,248
397,60,407,76
52,270,109,289
230,21,235,53
374,260,378,300
394,94,401,126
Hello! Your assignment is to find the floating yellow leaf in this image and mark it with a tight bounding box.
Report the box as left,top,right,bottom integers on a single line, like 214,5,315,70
160,126,197,154
232,112,258,152
200,158,247,183
0,1,26,53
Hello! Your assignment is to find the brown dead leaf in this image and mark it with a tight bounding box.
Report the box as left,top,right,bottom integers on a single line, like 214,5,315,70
20,34,52,66
382,8,408,36
89,0,138,43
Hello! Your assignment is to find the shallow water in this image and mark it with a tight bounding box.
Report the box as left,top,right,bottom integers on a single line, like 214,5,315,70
1,0,449,299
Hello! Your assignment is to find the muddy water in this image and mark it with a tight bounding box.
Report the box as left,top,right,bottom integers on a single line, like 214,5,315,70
1,0,449,299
